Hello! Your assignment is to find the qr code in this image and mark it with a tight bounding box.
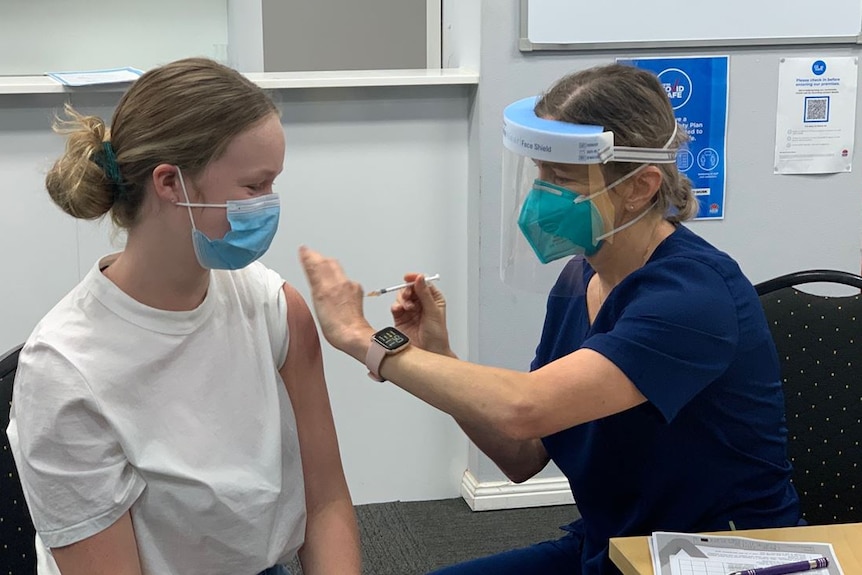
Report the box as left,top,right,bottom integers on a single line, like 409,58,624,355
804,96,829,122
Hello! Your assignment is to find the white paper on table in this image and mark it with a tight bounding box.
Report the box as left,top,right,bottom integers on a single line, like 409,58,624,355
774,56,857,175
650,531,844,575
47,67,144,87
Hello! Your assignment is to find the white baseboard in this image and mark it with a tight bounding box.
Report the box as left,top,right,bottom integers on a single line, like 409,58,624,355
460,469,575,511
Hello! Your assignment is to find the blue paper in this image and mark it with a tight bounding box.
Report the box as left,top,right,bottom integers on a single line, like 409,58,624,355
47,67,144,87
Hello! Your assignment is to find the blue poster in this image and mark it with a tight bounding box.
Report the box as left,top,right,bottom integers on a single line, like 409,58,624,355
618,56,729,220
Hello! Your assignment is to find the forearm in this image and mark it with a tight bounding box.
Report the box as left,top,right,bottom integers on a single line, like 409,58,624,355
299,496,361,575
401,347,549,480
343,331,539,441
418,349,549,480
456,417,550,483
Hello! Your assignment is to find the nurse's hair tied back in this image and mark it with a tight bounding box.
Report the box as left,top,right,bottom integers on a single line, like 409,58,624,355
534,63,699,223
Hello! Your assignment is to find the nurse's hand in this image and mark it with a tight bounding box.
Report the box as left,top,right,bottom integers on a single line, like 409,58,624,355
392,274,454,358
299,246,374,361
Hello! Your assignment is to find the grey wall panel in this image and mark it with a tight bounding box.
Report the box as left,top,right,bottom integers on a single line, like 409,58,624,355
262,0,428,71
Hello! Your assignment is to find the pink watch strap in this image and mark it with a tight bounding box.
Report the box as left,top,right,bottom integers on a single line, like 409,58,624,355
365,340,387,382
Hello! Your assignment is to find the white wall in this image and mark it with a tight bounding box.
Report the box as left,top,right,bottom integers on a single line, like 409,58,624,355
268,86,473,502
468,1,862,486
0,84,473,505
0,0,228,75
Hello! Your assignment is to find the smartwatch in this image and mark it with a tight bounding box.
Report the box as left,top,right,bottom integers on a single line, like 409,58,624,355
365,327,410,382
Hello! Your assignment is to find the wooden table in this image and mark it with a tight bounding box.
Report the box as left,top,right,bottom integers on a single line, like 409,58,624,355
609,523,862,575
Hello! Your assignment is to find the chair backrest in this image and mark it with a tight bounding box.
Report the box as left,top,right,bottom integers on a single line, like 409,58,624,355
755,270,862,525
1,343,37,574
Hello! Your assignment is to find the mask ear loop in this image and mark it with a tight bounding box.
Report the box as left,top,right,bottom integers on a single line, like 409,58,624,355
595,202,652,241
572,164,649,206
588,122,680,241
175,166,201,234
574,121,680,206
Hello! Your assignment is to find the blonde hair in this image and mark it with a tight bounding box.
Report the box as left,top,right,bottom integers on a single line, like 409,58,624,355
46,58,279,228
534,64,698,223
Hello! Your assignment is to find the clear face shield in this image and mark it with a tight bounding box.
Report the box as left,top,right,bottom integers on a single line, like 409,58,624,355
500,96,678,294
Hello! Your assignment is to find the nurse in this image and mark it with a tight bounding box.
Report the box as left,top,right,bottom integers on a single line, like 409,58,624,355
300,63,800,575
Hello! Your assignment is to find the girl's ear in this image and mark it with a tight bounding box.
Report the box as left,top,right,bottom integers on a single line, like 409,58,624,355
151,164,183,204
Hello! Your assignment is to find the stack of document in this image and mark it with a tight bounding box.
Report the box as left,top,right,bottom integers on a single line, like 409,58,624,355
47,67,144,87
649,531,843,575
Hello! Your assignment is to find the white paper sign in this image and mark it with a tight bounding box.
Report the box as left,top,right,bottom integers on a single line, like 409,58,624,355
774,57,857,175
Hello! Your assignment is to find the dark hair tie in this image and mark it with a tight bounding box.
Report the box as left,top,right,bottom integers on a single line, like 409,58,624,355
92,141,127,200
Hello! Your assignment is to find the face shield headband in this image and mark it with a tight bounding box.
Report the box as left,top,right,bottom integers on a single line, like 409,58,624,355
503,97,676,164
502,96,679,166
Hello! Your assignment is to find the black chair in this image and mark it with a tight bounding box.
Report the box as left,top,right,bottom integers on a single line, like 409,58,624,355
755,270,862,525
1,343,37,574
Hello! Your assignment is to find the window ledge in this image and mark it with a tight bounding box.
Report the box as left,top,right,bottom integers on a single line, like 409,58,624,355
0,68,479,95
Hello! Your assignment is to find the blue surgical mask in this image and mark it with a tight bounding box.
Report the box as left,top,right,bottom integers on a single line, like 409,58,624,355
175,168,280,270
517,171,651,264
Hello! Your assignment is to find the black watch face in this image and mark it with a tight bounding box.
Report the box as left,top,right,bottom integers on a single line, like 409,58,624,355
373,327,409,351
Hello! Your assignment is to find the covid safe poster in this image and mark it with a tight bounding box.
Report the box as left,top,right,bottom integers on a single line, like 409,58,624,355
618,56,729,220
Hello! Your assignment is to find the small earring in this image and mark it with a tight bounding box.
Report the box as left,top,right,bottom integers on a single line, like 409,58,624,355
627,204,635,211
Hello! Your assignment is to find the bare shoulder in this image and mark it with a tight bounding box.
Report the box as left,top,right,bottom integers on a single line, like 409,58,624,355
281,283,322,367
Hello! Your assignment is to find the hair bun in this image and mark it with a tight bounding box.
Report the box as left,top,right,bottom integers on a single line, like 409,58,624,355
45,104,115,220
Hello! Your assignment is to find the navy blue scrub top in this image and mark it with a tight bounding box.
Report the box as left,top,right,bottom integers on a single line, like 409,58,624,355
533,225,800,575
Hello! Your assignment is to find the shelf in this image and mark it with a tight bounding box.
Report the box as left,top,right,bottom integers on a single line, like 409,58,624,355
245,68,479,88
0,68,479,95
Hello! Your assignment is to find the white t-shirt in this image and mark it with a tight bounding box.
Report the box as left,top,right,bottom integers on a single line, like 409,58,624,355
6,256,306,575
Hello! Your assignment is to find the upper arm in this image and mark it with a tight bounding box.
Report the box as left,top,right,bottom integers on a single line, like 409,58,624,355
277,284,350,507
526,348,648,437
277,285,360,575
51,511,142,575
525,260,739,435
583,260,739,421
